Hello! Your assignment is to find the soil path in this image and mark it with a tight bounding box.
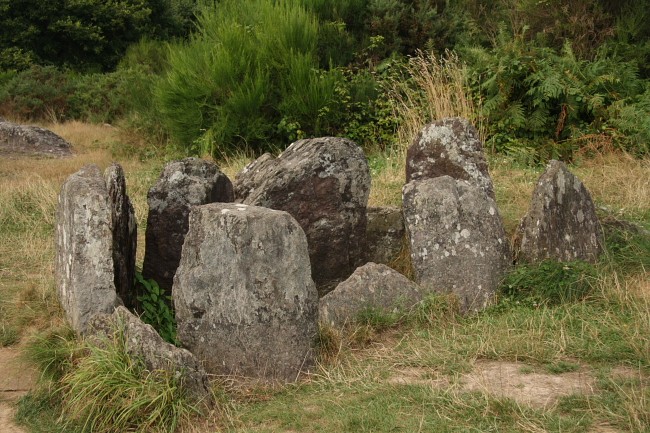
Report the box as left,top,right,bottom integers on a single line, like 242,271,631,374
0,347,37,433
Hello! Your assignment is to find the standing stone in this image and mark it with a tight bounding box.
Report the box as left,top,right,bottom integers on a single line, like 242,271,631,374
55,165,120,333
406,117,494,199
366,207,406,265
514,160,602,263
403,176,511,313
88,306,212,405
105,164,138,309
142,158,233,292
319,263,422,328
236,137,371,295
174,203,318,381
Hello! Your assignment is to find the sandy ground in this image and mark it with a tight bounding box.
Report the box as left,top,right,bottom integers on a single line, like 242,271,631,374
0,347,37,433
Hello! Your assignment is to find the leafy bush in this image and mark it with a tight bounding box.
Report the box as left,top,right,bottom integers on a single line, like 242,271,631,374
135,272,177,345
499,260,598,306
0,64,150,123
465,31,647,160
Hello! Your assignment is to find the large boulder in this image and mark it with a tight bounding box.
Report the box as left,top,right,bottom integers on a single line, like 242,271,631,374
319,263,422,328
105,163,138,310
55,165,120,333
366,207,406,265
233,152,276,201
235,137,371,295
403,176,511,313
88,306,212,405
406,117,494,199
514,160,603,263
142,158,233,292
174,203,318,382
0,119,72,158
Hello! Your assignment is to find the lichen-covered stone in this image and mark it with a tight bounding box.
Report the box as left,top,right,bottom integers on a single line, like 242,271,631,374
174,203,318,382
55,165,120,333
319,263,421,328
237,137,371,295
406,117,494,199
515,160,602,263
105,163,138,309
88,306,212,405
366,207,406,265
0,119,72,158
403,176,510,313
233,153,276,202
142,158,233,291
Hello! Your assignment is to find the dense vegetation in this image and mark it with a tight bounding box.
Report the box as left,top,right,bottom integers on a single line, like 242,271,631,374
1,0,649,159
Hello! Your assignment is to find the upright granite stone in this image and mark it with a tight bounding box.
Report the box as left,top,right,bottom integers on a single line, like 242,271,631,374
366,207,406,265
236,137,371,295
105,164,138,309
88,306,212,405
174,203,318,382
403,176,511,313
142,158,233,292
319,263,422,328
55,165,120,333
406,117,494,199
514,160,602,263
0,119,72,158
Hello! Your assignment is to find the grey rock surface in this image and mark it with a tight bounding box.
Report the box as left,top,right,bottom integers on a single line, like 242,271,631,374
0,119,72,158
88,306,212,404
515,160,603,263
238,137,371,295
105,163,138,310
319,263,422,328
366,207,406,265
174,203,318,382
406,117,494,198
233,153,276,202
142,157,233,291
55,165,120,333
403,176,511,313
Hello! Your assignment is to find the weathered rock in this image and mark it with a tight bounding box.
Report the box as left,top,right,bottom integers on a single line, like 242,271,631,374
319,263,422,328
104,164,138,310
0,119,72,158
366,207,406,265
514,160,603,263
88,306,212,404
174,203,318,382
233,153,276,202
403,176,511,313
142,158,233,292
55,165,120,333
406,117,494,199
237,137,371,295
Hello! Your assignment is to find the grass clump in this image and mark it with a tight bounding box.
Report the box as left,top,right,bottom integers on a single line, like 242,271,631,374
499,260,598,306
18,325,201,433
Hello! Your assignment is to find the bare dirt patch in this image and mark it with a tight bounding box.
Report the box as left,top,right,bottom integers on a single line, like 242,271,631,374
0,347,37,433
388,360,634,409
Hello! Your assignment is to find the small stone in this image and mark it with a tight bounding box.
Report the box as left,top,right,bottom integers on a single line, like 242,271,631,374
319,263,421,328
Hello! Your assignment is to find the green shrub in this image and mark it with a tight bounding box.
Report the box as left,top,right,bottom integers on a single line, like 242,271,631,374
135,272,178,345
499,260,598,306
465,31,647,160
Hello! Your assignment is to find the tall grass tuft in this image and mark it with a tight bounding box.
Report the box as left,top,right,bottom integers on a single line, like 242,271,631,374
58,325,201,433
387,50,482,161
